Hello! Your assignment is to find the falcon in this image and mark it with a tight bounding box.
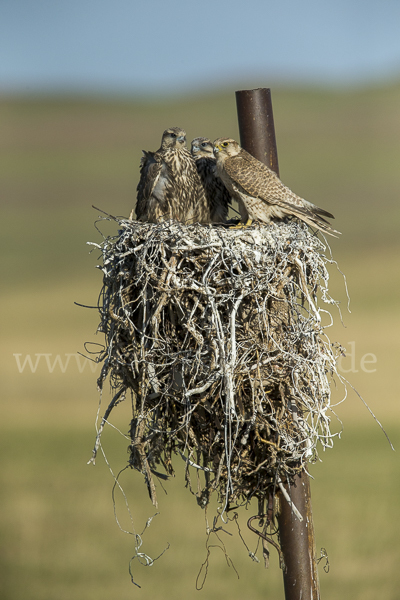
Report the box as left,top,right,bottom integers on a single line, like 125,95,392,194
213,137,340,237
191,137,231,223
132,127,211,224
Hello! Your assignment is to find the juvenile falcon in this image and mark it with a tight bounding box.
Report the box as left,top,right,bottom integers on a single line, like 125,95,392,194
213,137,340,237
133,127,211,224
191,137,231,223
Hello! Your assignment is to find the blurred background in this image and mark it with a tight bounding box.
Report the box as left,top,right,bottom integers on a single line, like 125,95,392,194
1,1,399,598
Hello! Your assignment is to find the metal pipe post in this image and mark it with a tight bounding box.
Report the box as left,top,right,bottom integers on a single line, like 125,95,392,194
235,87,279,174
235,87,320,600
278,471,320,599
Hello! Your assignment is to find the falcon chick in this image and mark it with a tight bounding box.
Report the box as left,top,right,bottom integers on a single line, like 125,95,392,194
133,127,210,224
191,137,231,223
213,137,340,237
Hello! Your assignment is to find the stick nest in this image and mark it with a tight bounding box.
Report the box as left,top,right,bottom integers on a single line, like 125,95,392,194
92,218,341,513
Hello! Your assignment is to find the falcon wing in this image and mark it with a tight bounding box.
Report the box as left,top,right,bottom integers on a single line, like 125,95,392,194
196,157,231,222
224,151,283,205
135,151,163,219
225,150,340,236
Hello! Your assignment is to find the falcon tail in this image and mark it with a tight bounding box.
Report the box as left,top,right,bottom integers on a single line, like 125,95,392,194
279,200,341,238
311,206,335,220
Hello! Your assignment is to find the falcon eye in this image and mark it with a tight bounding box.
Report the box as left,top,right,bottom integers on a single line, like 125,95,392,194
201,142,207,147
221,142,228,147
170,133,176,138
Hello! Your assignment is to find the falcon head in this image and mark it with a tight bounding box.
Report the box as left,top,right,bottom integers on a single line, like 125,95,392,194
161,127,187,149
213,138,241,161
191,137,214,159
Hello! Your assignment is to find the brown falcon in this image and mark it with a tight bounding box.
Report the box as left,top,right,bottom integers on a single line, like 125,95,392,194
213,137,340,237
132,127,211,224
191,137,231,223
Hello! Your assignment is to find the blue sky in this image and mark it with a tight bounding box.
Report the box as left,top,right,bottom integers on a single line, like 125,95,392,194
1,0,400,94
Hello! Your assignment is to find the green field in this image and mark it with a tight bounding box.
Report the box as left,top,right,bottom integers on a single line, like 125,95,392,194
1,83,400,599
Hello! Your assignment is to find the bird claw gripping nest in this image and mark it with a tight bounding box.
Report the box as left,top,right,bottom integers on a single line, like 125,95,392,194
91,218,341,513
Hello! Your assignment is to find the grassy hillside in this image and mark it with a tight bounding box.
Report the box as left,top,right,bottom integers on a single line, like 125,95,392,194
1,84,399,599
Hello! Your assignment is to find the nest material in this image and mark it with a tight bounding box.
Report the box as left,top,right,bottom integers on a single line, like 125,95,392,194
92,218,340,513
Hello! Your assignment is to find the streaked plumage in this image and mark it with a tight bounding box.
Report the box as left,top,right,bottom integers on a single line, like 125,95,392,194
213,137,340,237
132,127,211,224
191,137,231,223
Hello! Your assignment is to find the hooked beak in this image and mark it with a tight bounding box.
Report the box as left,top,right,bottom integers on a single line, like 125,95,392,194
213,145,220,155
192,145,199,153
177,135,186,143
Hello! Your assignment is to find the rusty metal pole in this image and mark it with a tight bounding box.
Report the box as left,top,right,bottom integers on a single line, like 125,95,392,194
277,471,320,599
235,88,280,174
235,87,320,600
